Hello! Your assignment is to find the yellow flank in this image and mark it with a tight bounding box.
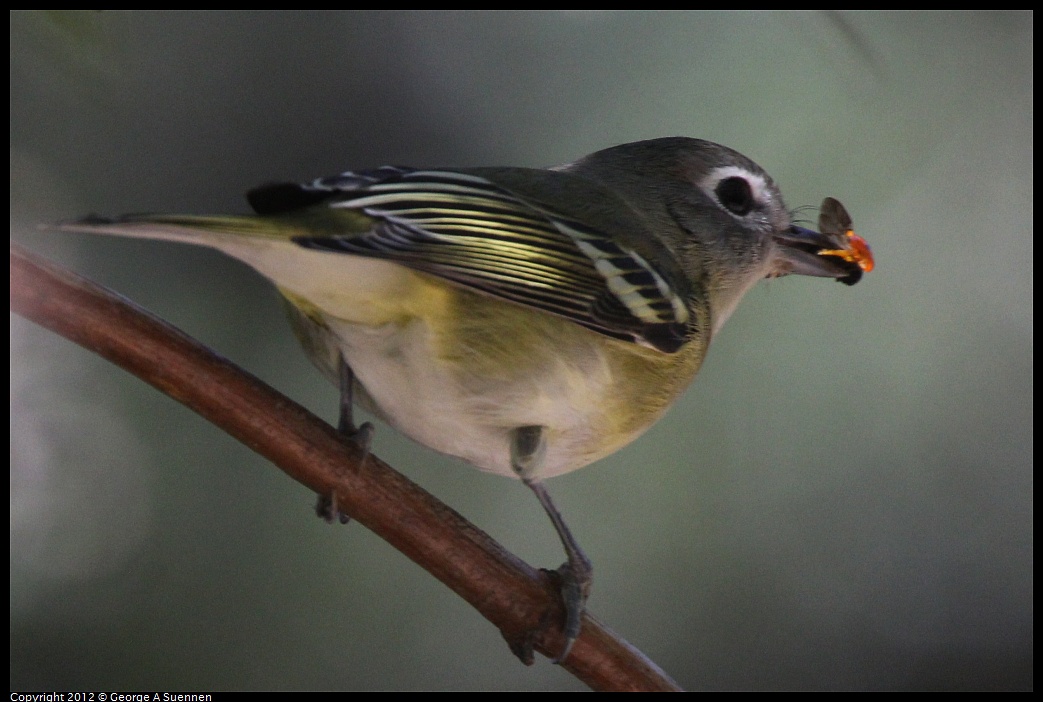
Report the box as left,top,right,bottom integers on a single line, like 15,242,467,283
428,276,706,467
280,261,705,476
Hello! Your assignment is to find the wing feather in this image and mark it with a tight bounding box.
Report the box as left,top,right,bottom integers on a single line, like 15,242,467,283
254,168,695,353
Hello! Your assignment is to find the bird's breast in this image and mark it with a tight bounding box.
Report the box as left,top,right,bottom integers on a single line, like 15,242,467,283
290,267,706,480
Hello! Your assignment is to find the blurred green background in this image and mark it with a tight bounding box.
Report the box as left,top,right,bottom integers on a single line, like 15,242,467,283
10,11,1032,691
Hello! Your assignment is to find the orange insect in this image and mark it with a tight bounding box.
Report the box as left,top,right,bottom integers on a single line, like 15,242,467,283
816,197,874,273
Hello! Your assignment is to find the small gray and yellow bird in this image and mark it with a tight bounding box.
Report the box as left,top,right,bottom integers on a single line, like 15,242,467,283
56,137,873,660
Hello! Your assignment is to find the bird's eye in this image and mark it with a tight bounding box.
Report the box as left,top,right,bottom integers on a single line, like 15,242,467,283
715,176,755,216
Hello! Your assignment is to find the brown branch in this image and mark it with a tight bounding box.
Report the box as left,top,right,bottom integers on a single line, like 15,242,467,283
9,242,683,692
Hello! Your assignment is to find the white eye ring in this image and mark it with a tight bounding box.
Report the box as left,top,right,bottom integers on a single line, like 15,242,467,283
700,166,772,217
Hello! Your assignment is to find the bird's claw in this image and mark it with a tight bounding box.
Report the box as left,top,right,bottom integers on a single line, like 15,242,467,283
549,554,593,663
316,418,374,525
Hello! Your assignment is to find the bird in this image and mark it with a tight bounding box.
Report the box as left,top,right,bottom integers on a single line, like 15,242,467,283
55,137,873,661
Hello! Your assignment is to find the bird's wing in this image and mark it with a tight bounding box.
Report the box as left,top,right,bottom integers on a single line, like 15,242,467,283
249,167,695,353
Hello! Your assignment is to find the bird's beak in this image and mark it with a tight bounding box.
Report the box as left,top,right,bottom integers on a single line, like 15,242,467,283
772,223,874,287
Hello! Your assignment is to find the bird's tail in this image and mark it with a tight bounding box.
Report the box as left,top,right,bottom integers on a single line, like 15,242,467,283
51,213,300,249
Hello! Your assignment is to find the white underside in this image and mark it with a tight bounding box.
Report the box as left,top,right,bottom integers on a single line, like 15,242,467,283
323,315,622,479
217,238,628,480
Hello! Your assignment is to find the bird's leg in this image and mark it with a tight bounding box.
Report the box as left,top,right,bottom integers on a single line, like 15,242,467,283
336,354,375,447
510,425,593,664
316,354,374,524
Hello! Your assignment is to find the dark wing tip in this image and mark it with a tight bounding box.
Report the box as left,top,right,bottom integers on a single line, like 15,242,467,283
246,182,331,215
246,167,416,215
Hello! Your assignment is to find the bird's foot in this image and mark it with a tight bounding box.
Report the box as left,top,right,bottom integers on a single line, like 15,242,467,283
548,548,593,663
